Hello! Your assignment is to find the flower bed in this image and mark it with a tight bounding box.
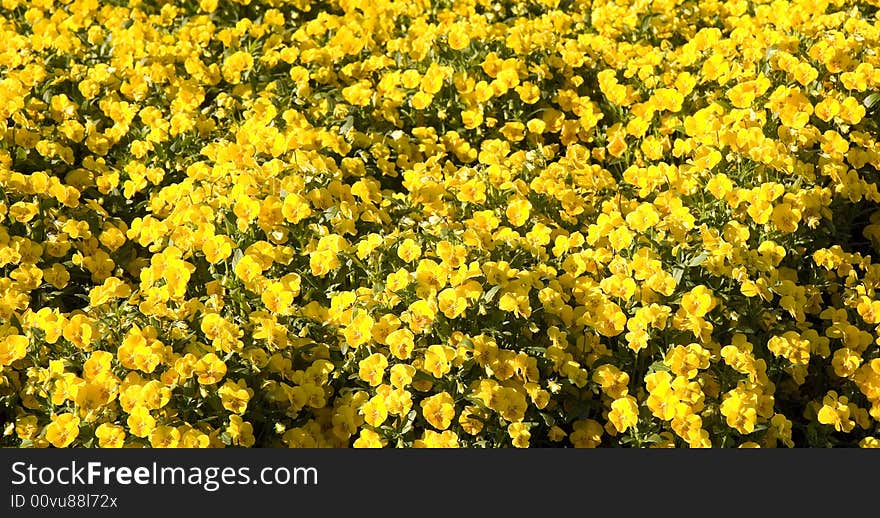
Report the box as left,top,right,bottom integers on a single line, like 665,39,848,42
1,0,879,447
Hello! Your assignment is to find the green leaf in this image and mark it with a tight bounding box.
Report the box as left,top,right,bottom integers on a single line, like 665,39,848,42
688,252,708,267
399,410,417,435
646,361,670,374
482,284,502,303
339,116,354,137
672,267,684,285
231,248,244,270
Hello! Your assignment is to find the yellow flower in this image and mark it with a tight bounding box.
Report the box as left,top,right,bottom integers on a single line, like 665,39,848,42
227,415,255,447
353,429,386,448
127,406,156,438
310,249,340,277
344,310,374,348
608,226,633,251
770,202,801,233
593,364,630,399
414,259,448,297
181,428,211,448
423,344,456,378
814,97,840,122
360,395,388,427
387,328,415,360
194,353,227,384
767,331,811,366
680,285,716,318
505,196,532,227
45,413,80,448
817,391,855,433
222,50,254,84
218,379,253,414
397,238,421,263
150,426,180,448
62,314,96,350
435,287,464,319
608,396,639,433
832,348,862,378
202,235,233,263
420,392,456,430
516,82,541,104
443,20,472,50
770,414,794,448
15,415,39,441
342,80,373,106
89,276,132,307
404,299,436,334
358,353,389,386
411,91,433,110
234,255,263,284
0,334,28,366
282,194,312,224
493,386,528,422
508,422,531,448
389,363,416,388
458,406,486,436
720,385,759,434
839,96,866,125
385,387,413,416
95,423,126,448
413,430,459,448
570,419,603,448
625,203,660,233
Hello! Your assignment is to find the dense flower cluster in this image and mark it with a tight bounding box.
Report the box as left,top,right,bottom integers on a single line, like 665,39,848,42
1,0,879,448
